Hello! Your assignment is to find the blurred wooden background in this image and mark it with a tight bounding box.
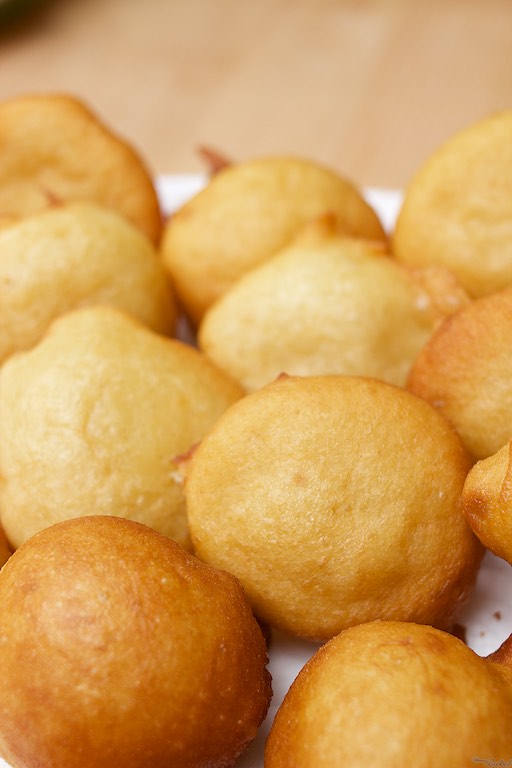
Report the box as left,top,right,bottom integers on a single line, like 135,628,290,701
0,0,511,189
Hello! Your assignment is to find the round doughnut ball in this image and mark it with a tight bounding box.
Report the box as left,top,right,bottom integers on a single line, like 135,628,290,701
0,202,176,365
161,156,386,324
0,306,243,550
407,287,512,462
0,93,162,242
393,111,512,298
265,621,512,768
462,439,512,564
0,515,271,768
184,375,482,641
198,216,468,391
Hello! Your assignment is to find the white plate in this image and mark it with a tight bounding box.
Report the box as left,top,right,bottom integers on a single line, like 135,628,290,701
1,178,511,768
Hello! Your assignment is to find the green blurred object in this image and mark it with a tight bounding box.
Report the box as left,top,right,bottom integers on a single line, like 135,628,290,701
0,0,45,26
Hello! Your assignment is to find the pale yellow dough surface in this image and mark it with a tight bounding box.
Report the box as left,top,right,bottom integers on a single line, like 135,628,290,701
199,218,468,391
393,110,512,298
161,156,386,324
0,306,243,549
0,202,176,366
0,93,162,242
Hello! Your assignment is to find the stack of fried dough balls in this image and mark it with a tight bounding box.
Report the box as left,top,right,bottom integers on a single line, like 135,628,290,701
0,93,178,366
0,92,274,768
265,620,512,767
0,306,243,550
0,93,162,242
198,214,468,391
161,155,387,324
184,374,483,642
1,91,510,768
0,202,176,366
259,109,512,767
0,515,271,768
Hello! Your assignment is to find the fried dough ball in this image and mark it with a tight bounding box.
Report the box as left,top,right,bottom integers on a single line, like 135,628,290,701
265,620,512,767
0,93,162,242
161,156,386,324
0,306,243,550
0,516,271,768
198,216,468,391
462,439,512,564
407,287,512,462
184,375,482,642
392,110,512,298
0,202,176,366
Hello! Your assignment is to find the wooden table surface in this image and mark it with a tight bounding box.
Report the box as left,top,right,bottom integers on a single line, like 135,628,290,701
1,0,511,190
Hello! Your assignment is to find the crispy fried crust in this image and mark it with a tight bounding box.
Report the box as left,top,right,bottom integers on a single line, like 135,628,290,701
462,439,512,563
265,621,512,767
407,287,512,461
0,516,271,768
185,374,482,641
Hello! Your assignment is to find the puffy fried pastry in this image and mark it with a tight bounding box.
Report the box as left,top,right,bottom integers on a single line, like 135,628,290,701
407,287,512,462
0,202,176,366
198,216,468,391
161,155,386,324
0,306,243,550
462,439,512,564
0,93,162,242
265,620,512,767
0,516,271,768
184,374,482,642
393,110,512,298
